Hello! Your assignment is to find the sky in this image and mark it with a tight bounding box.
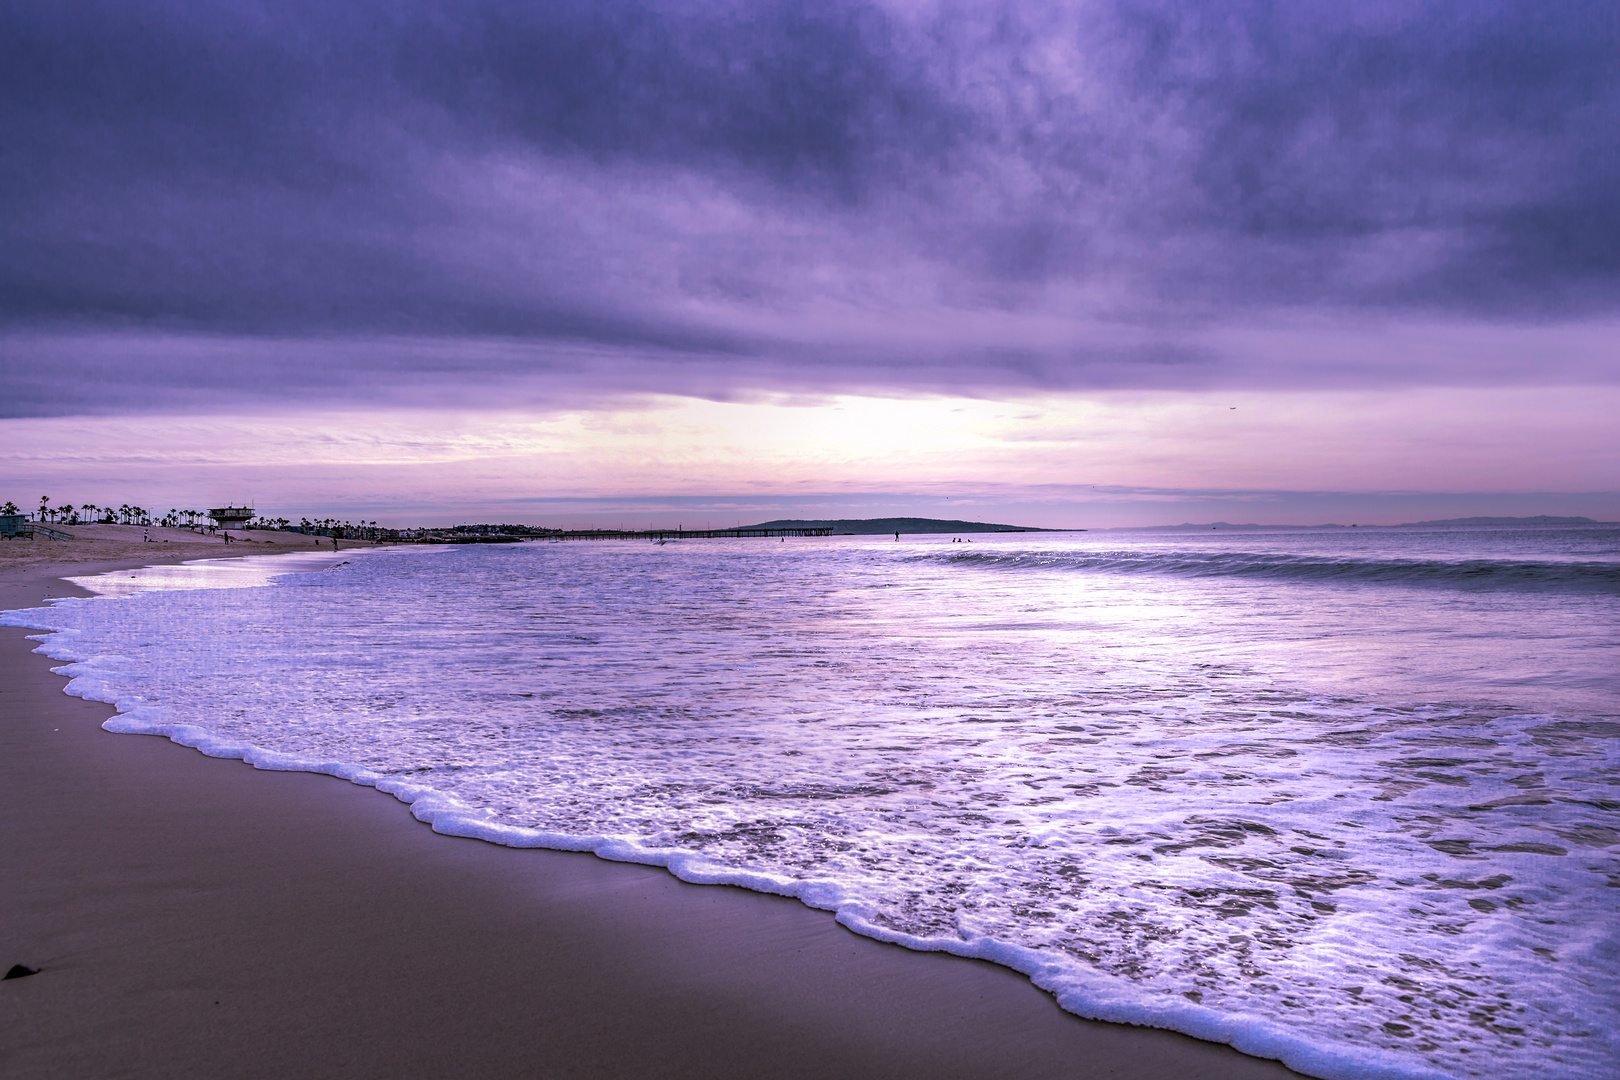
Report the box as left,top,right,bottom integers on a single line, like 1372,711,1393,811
2,0,1616,527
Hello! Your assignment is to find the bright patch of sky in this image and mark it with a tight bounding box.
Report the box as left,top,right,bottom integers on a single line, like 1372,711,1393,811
4,385,1614,527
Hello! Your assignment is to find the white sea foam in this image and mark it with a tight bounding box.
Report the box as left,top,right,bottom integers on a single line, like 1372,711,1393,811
5,528,1616,1080
61,548,366,598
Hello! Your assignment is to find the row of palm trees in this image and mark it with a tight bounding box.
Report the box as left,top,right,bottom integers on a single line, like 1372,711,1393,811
298,517,387,539
7,497,215,528
4,498,447,547
7,498,276,530
3,499,387,540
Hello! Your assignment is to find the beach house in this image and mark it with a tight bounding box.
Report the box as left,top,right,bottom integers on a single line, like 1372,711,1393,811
207,506,255,530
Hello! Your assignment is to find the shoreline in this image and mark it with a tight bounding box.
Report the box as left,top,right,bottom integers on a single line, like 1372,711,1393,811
1,549,1304,1079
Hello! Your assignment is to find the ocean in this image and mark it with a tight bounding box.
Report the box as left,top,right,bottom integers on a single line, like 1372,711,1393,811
5,524,1616,1080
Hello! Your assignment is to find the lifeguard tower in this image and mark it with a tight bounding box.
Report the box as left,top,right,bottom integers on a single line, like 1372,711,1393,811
207,506,255,530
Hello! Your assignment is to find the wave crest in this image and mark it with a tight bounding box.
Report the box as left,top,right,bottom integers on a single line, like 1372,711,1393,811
922,549,1620,593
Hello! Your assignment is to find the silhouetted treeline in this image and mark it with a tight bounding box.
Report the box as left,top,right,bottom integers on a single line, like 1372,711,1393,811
3,496,564,543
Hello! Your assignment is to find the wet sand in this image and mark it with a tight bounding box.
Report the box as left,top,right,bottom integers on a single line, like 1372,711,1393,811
0,546,1305,1079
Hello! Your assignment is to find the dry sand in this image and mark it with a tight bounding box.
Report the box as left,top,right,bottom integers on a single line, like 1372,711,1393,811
0,524,353,576
0,544,1305,1079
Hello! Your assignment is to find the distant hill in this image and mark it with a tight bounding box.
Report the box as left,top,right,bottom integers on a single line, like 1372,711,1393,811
1396,516,1599,526
743,517,1070,534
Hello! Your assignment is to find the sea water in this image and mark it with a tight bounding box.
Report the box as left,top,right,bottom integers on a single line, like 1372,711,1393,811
5,525,1617,1080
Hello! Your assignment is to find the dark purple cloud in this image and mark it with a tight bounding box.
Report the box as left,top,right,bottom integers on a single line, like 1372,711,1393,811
2,0,1616,415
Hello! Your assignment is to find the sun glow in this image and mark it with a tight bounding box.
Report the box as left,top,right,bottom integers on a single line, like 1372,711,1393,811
2,384,1614,522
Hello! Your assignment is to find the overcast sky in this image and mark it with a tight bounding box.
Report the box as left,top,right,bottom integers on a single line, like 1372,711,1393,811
3,1,1615,525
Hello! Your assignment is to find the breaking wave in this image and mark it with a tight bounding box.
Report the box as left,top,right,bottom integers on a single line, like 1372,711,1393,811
923,549,1620,593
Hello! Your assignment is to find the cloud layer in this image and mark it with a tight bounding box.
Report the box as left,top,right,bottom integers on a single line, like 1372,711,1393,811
3,0,1617,414
5,384,1615,524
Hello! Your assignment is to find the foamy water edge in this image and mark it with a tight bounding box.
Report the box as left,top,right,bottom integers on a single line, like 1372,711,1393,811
1,550,1466,1080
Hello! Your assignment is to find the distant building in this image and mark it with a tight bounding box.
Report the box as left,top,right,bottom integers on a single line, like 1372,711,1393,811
207,506,255,530
0,513,28,537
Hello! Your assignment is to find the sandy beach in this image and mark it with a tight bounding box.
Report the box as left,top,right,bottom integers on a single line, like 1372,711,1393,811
0,524,356,577
0,537,1304,1079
